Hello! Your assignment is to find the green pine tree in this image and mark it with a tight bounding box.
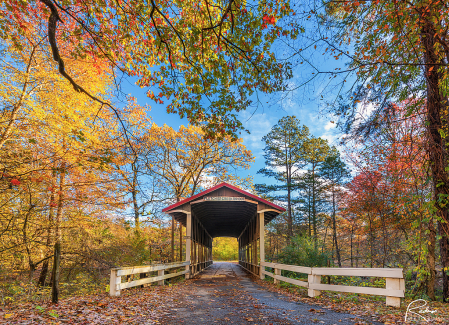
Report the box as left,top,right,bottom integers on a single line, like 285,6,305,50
303,137,331,248
319,149,351,267
256,116,309,240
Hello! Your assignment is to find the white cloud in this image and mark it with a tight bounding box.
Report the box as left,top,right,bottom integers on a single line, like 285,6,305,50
321,133,339,145
324,121,335,131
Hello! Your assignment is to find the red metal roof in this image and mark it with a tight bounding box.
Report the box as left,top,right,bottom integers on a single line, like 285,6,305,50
162,182,286,213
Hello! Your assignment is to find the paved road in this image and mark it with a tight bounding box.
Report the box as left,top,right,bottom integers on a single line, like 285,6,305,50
161,262,380,324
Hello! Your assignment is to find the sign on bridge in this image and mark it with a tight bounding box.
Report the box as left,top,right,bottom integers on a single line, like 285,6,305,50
204,196,245,201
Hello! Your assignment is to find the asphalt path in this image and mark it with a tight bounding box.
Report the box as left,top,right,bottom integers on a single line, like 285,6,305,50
161,262,381,324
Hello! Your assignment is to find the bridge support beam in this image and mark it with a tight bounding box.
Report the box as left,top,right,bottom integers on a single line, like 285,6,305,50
185,212,191,279
171,215,175,262
189,213,213,276
179,225,183,262
259,211,265,279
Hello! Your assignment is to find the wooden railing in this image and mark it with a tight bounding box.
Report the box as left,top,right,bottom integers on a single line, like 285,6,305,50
239,261,259,276
110,261,189,296
190,260,213,276
260,262,405,307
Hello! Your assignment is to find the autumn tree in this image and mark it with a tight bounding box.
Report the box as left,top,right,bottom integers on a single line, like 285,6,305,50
212,237,238,261
340,103,437,298
145,124,254,202
1,0,297,138
0,31,133,302
316,0,449,300
110,104,167,232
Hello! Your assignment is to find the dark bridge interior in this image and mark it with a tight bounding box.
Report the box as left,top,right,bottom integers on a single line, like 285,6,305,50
170,200,279,238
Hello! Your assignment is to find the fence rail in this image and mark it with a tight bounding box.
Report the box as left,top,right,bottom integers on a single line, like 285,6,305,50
190,260,213,276
239,261,260,276
110,261,189,296
259,262,405,307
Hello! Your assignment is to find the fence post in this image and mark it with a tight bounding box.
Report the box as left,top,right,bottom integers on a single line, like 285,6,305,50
308,270,321,298
386,277,404,307
158,269,165,286
274,267,281,285
109,269,121,297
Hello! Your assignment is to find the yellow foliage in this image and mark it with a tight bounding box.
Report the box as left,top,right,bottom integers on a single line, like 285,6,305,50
212,237,238,261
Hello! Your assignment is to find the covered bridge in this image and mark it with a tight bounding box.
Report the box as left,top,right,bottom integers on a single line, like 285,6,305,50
111,182,405,309
162,182,285,277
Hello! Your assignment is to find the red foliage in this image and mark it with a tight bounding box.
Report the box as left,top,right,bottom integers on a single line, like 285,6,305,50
10,178,20,186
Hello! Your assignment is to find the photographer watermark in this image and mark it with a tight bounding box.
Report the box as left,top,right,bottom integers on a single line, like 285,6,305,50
405,299,437,323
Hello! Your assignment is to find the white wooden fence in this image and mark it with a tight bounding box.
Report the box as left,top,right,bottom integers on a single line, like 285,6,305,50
110,261,189,296
260,262,405,307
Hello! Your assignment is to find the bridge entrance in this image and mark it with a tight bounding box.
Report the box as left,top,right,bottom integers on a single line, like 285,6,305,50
162,182,285,278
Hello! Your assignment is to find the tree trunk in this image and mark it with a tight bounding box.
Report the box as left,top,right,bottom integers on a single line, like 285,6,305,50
308,191,312,237
179,224,183,261
420,17,449,302
368,213,374,268
439,223,449,302
51,242,61,303
287,173,293,240
39,182,56,286
132,162,140,230
427,218,436,300
51,156,65,304
331,225,335,261
332,191,341,267
38,260,49,287
380,211,387,268
322,223,328,253
285,141,293,242
23,206,36,280
350,224,354,267
312,166,317,249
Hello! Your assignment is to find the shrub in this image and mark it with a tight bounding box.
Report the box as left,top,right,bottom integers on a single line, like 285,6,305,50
278,235,330,267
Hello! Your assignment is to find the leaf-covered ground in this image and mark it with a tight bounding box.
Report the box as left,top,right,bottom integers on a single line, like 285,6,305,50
0,285,180,324
2,262,449,324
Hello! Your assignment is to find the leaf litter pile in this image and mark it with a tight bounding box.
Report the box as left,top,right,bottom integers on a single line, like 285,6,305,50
0,285,181,324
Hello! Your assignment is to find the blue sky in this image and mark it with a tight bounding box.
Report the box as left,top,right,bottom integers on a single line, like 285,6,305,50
120,74,342,186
